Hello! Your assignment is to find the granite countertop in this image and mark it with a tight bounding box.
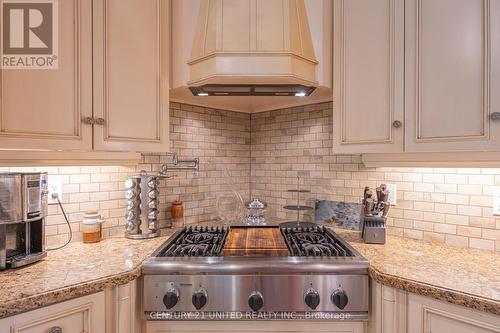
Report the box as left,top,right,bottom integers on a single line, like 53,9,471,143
0,223,498,319
333,228,500,315
0,231,175,319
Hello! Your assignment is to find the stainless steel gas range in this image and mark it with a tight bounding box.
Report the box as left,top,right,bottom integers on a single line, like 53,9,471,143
142,225,369,321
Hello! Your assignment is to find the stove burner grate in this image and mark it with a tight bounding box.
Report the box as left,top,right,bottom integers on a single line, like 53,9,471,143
282,226,354,257
159,226,229,257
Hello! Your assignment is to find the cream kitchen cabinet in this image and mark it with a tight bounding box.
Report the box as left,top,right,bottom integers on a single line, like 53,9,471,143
368,280,500,333
0,0,93,151
404,0,500,152
92,0,169,152
146,321,366,333
333,0,500,155
105,280,142,333
0,292,105,333
0,0,169,153
407,293,500,333
332,0,405,154
368,280,407,333
0,281,138,333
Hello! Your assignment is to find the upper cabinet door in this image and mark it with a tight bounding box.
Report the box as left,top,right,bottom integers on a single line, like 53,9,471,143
0,0,93,150
92,0,169,152
405,0,499,152
333,0,405,154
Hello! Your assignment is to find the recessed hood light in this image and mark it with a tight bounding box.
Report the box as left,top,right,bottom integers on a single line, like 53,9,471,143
189,84,316,97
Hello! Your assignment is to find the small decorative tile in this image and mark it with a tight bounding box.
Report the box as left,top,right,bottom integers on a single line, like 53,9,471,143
314,200,362,230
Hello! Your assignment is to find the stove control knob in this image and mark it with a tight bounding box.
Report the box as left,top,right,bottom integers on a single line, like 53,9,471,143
331,289,348,310
248,291,264,312
163,287,180,309
304,288,320,310
192,288,208,310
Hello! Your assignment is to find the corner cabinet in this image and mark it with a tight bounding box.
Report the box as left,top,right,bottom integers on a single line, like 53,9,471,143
0,0,169,153
333,0,500,155
333,0,405,154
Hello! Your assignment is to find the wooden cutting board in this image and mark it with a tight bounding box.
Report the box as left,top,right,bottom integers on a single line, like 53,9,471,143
223,227,289,257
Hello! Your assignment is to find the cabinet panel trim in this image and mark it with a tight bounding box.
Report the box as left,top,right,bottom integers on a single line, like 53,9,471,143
422,305,499,332
11,302,94,332
100,0,164,143
0,0,85,140
414,0,491,143
339,0,397,145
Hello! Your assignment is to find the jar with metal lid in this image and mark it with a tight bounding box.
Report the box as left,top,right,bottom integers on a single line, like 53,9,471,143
245,198,267,225
82,211,103,243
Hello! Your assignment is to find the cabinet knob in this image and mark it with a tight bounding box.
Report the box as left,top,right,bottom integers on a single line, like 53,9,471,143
490,112,500,121
82,117,94,125
48,327,62,333
95,118,106,125
392,120,402,128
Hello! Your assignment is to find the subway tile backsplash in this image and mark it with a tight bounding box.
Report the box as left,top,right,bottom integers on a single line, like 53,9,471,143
2,102,251,248
3,102,499,251
250,102,500,251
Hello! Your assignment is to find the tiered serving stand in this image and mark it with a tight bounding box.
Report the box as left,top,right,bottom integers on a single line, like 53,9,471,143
279,177,316,228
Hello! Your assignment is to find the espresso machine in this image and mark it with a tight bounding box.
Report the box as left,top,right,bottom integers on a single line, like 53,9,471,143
0,172,48,269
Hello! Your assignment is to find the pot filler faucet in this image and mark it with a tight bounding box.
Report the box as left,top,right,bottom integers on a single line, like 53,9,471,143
160,152,200,174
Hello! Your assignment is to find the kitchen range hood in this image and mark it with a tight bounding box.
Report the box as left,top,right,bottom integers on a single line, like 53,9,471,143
188,0,318,94
189,84,316,97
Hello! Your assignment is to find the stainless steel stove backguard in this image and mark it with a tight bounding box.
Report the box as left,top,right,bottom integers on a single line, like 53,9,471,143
143,274,369,320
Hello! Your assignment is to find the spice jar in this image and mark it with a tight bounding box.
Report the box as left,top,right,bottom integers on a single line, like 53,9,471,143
171,200,184,228
82,211,102,243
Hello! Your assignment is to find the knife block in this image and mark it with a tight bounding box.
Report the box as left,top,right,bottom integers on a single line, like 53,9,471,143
361,215,386,244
